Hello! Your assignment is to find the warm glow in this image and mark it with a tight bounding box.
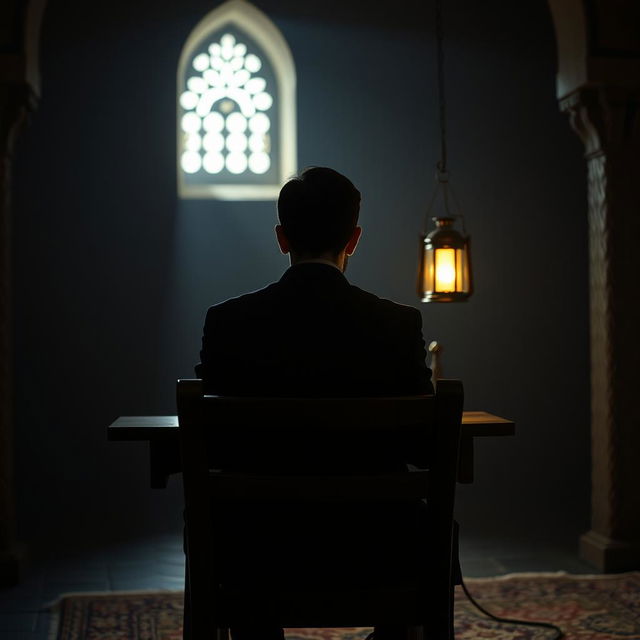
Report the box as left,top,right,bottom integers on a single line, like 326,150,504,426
435,248,457,292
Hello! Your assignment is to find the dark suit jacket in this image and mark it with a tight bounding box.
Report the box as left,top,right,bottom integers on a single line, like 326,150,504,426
196,262,432,396
195,262,432,473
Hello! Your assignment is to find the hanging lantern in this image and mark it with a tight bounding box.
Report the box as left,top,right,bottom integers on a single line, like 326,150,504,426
416,0,473,303
418,216,472,302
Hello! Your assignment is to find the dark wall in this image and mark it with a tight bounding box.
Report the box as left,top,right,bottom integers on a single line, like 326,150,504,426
12,0,589,552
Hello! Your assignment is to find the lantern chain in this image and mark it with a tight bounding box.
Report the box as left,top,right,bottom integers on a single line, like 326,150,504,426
423,0,468,235
435,0,447,177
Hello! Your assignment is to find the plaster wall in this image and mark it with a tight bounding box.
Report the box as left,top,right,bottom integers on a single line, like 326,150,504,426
12,0,588,552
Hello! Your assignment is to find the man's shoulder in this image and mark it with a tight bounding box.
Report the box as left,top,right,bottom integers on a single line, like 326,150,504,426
204,277,422,328
348,284,422,322
205,282,280,318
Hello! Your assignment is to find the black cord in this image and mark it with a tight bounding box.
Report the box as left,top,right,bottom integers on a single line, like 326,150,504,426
460,576,565,640
362,575,564,640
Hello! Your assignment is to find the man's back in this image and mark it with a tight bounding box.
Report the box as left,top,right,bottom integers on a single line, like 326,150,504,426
196,262,432,473
196,262,432,399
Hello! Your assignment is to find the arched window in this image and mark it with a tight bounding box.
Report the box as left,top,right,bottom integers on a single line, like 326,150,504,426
177,0,296,200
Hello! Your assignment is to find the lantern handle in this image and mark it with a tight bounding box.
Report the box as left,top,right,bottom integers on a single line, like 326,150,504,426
447,181,469,237
422,180,441,235
422,169,468,237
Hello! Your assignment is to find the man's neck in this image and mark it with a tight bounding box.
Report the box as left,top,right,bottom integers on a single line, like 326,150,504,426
290,252,346,272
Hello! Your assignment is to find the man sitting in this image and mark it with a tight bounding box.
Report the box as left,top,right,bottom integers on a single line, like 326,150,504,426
195,167,436,640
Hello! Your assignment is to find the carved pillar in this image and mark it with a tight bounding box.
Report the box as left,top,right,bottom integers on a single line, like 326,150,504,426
561,86,640,571
0,83,31,586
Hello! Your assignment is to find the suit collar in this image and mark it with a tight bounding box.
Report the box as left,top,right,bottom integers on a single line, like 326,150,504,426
279,262,350,287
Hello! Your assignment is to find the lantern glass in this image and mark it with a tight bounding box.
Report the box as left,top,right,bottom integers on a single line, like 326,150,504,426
417,217,472,302
434,247,456,292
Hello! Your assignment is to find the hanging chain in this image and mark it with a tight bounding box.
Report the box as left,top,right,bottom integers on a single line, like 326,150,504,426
435,0,447,177
423,0,468,233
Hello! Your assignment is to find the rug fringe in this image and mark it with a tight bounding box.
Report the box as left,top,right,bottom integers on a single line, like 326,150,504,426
462,570,640,581
44,588,183,609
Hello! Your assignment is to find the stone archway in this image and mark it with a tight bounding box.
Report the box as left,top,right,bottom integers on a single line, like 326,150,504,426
0,0,46,585
549,0,640,571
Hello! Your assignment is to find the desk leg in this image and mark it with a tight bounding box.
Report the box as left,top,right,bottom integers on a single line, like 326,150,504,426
149,440,181,489
457,437,474,484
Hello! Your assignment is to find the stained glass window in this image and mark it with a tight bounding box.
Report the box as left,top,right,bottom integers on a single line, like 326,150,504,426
178,1,296,200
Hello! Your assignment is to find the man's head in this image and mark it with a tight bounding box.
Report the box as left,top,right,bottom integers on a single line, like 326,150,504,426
276,167,362,265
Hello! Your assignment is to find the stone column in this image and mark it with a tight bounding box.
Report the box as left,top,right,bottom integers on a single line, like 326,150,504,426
561,86,640,571
0,83,32,586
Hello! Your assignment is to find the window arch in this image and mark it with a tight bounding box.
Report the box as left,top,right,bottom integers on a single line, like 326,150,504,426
177,0,296,200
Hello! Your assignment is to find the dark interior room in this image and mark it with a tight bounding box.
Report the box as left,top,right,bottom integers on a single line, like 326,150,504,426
1,0,639,638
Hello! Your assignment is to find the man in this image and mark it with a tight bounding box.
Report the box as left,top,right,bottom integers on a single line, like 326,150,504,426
195,167,434,640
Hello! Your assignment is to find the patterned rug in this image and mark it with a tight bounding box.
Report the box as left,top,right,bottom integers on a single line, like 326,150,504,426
49,572,640,640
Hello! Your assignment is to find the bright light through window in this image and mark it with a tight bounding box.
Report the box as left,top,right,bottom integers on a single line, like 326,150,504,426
179,31,274,178
177,0,296,200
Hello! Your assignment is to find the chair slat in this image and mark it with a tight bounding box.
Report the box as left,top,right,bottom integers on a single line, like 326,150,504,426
208,470,429,501
199,395,436,429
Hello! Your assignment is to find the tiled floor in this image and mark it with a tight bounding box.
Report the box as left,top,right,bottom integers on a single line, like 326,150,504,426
0,531,596,639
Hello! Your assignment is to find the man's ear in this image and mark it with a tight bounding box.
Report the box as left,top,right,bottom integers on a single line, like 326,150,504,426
345,226,362,256
275,224,290,255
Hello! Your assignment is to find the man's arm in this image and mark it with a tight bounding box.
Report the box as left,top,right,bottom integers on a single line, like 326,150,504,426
194,305,225,393
409,307,434,395
402,307,435,468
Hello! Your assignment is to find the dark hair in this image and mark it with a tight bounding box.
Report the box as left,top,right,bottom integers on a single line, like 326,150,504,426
277,167,361,256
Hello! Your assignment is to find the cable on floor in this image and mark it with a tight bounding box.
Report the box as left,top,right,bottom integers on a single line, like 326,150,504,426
362,575,565,640
460,575,564,640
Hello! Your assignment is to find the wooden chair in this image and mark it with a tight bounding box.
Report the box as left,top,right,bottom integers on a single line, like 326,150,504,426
178,378,463,640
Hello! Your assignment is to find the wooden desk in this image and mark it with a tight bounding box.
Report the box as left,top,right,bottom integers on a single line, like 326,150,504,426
108,411,514,488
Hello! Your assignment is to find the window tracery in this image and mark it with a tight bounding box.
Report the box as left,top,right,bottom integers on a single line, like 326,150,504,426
177,0,296,200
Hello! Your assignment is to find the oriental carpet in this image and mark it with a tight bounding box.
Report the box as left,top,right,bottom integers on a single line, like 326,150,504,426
49,572,640,640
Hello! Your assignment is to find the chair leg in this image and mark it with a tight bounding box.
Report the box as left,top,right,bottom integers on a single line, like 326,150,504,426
407,626,423,640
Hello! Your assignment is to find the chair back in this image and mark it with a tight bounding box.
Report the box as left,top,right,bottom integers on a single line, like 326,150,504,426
178,379,463,635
